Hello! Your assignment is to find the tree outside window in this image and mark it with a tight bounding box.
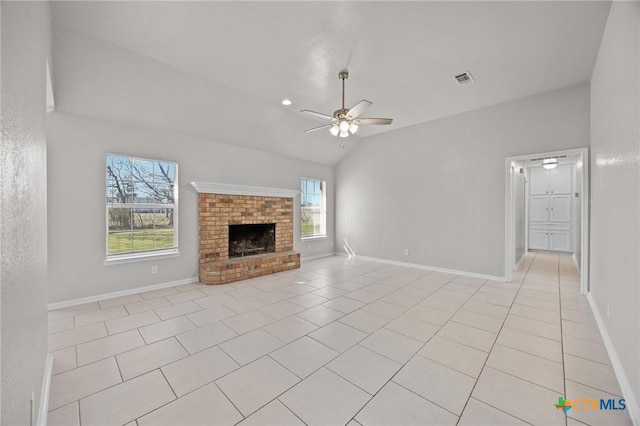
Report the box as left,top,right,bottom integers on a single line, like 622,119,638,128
301,178,326,238
106,154,178,257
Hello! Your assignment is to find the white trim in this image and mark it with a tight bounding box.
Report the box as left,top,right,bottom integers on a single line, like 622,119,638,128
48,276,198,311
104,249,181,266
505,147,589,294
301,235,327,242
580,149,590,294
514,252,526,270
572,252,580,271
36,354,54,426
190,181,299,198
301,252,336,261
353,255,505,282
587,294,640,425
505,157,514,282
46,60,54,113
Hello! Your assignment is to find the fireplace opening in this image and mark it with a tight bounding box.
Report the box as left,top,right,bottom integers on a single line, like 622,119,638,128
229,223,275,257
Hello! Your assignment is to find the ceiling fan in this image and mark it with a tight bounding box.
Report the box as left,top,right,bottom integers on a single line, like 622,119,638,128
301,71,393,139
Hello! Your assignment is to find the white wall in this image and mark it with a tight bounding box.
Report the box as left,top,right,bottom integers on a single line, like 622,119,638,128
47,112,334,303
589,1,640,420
0,2,51,424
336,83,589,278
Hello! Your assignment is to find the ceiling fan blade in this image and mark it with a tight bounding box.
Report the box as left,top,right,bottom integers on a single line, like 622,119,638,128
357,118,393,125
300,110,334,122
304,124,333,133
347,100,372,119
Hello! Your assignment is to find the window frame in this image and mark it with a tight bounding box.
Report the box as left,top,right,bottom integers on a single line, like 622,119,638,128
300,177,327,240
104,154,180,265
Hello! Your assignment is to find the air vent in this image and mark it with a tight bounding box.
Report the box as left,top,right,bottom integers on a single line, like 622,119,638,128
530,155,568,162
454,71,474,85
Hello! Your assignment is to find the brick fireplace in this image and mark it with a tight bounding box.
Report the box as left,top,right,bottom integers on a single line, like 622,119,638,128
192,182,300,285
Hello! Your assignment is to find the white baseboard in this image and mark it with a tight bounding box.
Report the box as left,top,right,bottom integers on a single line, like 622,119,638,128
48,276,199,311
36,354,54,426
572,252,580,272
301,252,337,261
350,254,506,282
514,252,526,270
587,294,639,425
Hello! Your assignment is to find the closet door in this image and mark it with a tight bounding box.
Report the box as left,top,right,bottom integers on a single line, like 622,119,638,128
529,230,549,250
529,196,550,222
549,231,571,252
550,195,572,222
529,167,550,195
550,165,572,194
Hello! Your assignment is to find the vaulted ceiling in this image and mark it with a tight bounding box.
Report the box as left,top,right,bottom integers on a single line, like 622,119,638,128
51,1,611,165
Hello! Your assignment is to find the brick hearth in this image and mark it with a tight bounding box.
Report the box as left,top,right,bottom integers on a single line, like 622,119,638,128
198,192,300,284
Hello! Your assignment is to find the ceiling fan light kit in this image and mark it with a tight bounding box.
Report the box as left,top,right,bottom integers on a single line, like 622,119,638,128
301,71,393,143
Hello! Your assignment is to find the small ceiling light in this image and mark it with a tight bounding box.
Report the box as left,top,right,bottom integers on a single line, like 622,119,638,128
339,120,350,132
339,129,349,138
329,125,340,136
349,123,359,134
281,99,292,106
542,158,558,169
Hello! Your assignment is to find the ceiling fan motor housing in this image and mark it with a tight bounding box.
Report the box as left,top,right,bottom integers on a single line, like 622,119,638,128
334,108,349,120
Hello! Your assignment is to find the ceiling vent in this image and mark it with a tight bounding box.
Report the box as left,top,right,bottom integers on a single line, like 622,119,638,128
454,71,474,85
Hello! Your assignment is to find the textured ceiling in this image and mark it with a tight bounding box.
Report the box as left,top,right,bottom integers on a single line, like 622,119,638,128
51,1,611,165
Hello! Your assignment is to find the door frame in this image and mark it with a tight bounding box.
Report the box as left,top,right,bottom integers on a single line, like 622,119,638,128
505,147,590,294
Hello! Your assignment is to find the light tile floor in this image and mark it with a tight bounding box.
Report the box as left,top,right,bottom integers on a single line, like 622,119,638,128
47,253,633,425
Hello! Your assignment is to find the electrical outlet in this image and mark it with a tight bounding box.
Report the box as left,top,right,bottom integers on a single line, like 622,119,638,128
404,248,410,256
151,265,158,274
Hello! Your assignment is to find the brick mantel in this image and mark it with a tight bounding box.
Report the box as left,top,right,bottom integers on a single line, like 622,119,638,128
194,182,300,285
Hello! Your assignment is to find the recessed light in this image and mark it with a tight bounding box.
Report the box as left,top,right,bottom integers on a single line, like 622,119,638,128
281,99,292,106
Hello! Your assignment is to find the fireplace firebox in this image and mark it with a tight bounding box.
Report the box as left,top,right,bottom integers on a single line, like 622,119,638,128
228,223,275,257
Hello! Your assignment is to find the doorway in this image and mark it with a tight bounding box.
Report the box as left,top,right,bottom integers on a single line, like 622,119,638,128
505,148,589,294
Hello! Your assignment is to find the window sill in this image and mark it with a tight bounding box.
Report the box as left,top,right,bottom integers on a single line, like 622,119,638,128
301,235,327,242
104,249,181,266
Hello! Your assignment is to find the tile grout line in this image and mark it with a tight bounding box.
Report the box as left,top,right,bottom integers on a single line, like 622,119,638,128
453,252,535,425
345,274,498,424
557,253,570,426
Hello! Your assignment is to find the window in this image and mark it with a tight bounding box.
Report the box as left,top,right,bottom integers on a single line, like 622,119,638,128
301,178,326,239
106,154,178,260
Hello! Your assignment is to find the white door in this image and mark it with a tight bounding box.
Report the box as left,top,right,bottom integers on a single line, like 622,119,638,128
529,167,550,195
549,231,571,252
550,165,573,194
550,195,572,222
529,230,548,250
529,196,549,222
